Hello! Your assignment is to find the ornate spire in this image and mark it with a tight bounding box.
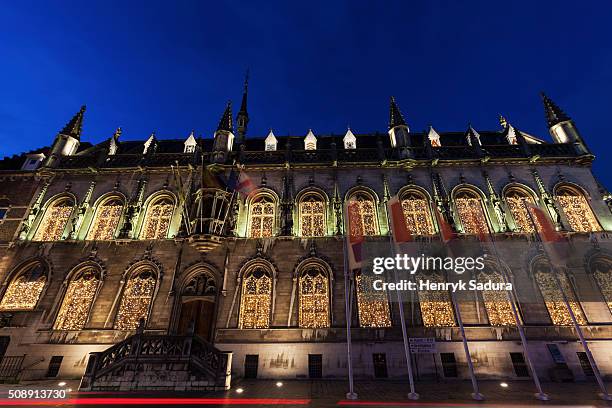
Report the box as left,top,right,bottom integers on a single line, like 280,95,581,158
389,96,407,129
217,101,233,133
540,92,571,128
237,69,249,140
60,105,86,139
499,114,508,129
109,127,121,155
465,124,481,146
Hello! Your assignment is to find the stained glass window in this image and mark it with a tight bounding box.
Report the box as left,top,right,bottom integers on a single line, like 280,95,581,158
87,198,123,240
300,194,326,237
34,197,74,241
455,190,490,235
478,270,516,326
115,268,157,330
505,188,538,233
0,262,46,310
556,187,601,232
54,267,100,330
140,197,174,239
356,273,391,327
401,191,435,235
417,273,455,327
299,266,330,328
348,193,379,236
239,268,272,328
249,196,275,238
591,258,612,314
534,260,586,325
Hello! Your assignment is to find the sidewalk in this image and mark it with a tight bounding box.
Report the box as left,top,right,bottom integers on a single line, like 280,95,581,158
0,379,611,407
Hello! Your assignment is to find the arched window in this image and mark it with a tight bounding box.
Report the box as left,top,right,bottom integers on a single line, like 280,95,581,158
454,189,489,235
356,273,391,327
478,268,515,326
54,266,101,330
87,197,124,240
140,196,174,239
556,186,601,232
416,273,455,327
0,261,47,310
590,257,612,314
114,267,157,330
504,187,538,233
34,196,74,241
400,190,435,235
299,193,326,237
249,194,276,238
347,192,379,236
239,267,272,328
299,264,330,328
533,259,586,325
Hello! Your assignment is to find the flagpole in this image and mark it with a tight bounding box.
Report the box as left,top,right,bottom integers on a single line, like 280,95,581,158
342,236,358,400
385,199,418,399
487,233,549,400
523,201,611,401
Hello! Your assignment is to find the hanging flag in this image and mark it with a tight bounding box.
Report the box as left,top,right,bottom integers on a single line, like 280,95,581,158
526,202,563,242
474,217,491,242
346,201,364,271
227,169,256,196
434,206,455,243
387,196,412,244
202,165,226,189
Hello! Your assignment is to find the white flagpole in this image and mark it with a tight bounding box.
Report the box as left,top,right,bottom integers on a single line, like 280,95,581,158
450,288,484,400
385,201,418,399
523,201,611,401
488,234,549,400
343,236,358,400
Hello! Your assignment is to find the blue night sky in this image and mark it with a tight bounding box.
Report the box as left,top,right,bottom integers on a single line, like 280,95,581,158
1,1,611,184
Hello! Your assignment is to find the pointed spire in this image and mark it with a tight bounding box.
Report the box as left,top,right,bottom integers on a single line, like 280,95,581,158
60,105,86,139
237,70,249,140
540,92,571,128
465,124,481,146
143,131,156,154
109,127,121,155
217,101,233,133
389,96,407,129
239,69,249,114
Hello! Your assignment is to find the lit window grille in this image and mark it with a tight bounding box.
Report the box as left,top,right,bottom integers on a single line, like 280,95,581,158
300,195,326,237
455,191,489,235
249,196,275,238
299,267,329,328
0,263,46,310
140,197,174,239
401,192,435,235
114,269,157,330
478,271,516,326
534,261,586,325
87,198,123,240
54,267,100,330
34,197,74,241
556,187,601,232
505,189,538,233
591,258,612,314
417,273,455,327
356,273,391,327
348,193,379,236
239,268,272,329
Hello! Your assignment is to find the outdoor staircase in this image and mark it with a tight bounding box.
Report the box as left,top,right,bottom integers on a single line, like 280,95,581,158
79,331,231,391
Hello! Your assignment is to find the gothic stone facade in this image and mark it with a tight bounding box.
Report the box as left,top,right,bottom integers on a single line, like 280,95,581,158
0,95,612,384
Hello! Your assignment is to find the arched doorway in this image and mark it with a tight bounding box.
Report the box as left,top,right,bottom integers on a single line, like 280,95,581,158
176,272,217,340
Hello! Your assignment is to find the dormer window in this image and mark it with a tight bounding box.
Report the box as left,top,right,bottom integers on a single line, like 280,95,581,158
304,130,317,150
343,129,357,149
21,154,45,171
428,126,442,147
265,130,278,151
184,131,197,153
506,126,518,145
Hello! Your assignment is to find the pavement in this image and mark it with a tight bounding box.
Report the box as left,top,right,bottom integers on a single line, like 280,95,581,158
0,379,611,407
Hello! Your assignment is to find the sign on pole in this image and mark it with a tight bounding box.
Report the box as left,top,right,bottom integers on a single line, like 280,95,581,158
409,337,436,354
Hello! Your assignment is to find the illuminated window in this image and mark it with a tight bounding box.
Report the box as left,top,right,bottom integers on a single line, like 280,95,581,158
249,195,276,238
454,190,489,234
114,268,157,330
556,186,601,232
401,191,435,235
533,260,586,325
0,262,47,310
54,267,100,330
140,196,174,239
478,269,515,326
505,187,538,233
239,267,272,329
590,257,612,314
356,273,391,327
348,192,379,236
300,194,326,237
417,273,455,327
34,197,74,241
87,197,123,240
299,265,330,328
